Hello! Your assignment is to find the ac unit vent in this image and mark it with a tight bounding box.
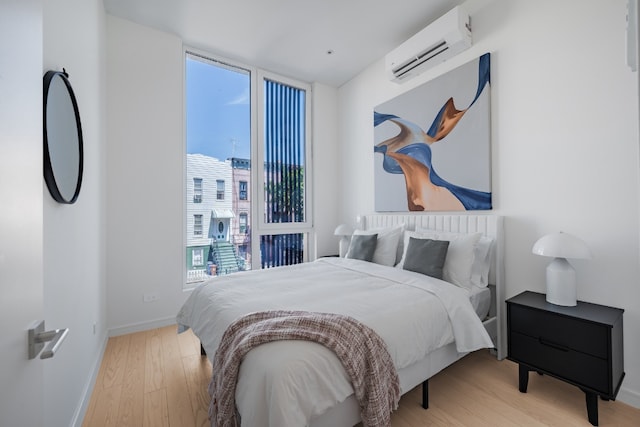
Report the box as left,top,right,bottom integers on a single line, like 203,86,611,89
386,6,472,83
391,41,449,79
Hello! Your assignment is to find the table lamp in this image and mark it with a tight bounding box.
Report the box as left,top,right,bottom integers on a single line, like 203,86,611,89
532,231,591,306
334,224,353,257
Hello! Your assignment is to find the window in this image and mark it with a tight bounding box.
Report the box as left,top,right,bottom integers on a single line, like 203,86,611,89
239,180,247,200
186,52,251,285
256,74,312,270
239,213,248,234
216,179,225,200
193,178,202,203
193,214,203,236
262,78,308,225
192,248,204,266
185,50,312,287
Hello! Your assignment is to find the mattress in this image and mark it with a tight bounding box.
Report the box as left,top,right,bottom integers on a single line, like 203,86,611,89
177,257,494,427
311,286,493,427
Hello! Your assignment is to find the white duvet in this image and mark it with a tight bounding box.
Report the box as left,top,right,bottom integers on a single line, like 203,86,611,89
177,257,493,427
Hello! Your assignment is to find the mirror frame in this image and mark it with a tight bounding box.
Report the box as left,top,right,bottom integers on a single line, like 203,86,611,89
43,69,84,204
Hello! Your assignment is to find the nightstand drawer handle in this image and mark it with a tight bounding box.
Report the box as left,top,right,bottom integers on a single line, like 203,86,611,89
539,337,570,352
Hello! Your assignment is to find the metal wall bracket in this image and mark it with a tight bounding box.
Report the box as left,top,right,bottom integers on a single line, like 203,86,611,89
28,320,69,360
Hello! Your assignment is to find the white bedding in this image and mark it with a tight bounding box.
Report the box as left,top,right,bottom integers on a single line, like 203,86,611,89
468,285,491,320
177,257,493,427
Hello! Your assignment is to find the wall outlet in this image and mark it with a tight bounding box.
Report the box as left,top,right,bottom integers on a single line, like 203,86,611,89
143,293,158,303
93,323,97,335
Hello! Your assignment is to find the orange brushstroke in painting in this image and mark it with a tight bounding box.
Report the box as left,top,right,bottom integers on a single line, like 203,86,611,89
386,151,464,211
429,98,466,142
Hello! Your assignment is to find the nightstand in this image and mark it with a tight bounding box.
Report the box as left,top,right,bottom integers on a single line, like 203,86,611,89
506,291,624,426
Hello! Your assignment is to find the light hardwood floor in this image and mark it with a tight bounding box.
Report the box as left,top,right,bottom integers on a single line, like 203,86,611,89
83,325,640,426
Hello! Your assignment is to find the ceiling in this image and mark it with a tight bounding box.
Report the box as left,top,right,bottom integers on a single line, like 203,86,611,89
103,0,466,87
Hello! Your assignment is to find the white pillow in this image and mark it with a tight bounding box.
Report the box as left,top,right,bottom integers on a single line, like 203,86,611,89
352,225,404,267
470,236,494,288
415,228,494,288
398,230,481,289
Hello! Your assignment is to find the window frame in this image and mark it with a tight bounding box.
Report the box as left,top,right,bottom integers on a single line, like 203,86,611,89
216,179,225,200
193,214,203,236
193,177,203,203
239,180,248,200
239,212,248,234
183,48,315,284
192,248,204,267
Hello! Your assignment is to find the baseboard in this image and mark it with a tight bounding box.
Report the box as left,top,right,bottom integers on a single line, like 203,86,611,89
618,385,640,409
108,315,177,337
70,333,109,427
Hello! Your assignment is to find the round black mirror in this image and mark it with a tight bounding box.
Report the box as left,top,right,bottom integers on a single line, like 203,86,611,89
43,69,83,204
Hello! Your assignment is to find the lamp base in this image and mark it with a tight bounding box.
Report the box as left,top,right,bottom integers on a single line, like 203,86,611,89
546,257,577,306
339,238,350,258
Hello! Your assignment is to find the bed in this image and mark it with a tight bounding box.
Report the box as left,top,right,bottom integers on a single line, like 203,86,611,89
177,213,506,427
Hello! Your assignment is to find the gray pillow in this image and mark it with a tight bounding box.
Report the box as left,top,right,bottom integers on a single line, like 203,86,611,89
402,237,449,279
346,234,378,262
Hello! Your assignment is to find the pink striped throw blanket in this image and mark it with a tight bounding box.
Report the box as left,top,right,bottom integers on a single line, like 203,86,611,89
209,310,401,427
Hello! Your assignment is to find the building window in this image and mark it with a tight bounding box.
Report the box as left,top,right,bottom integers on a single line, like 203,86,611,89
217,180,225,200
193,178,202,203
194,214,203,236
192,248,204,266
239,213,248,234
239,180,247,200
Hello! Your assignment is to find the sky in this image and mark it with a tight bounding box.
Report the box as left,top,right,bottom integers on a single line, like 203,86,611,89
186,55,251,161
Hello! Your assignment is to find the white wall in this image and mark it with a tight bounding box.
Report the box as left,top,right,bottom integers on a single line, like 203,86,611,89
105,17,340,334
312,82,340,256
106,16,186,333
43,0,107,425
338,0,640,407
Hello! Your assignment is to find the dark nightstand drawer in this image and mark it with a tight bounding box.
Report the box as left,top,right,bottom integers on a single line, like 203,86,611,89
510,331,609,393
510,305,608,359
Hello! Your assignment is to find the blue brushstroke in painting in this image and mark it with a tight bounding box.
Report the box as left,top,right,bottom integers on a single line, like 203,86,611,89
426,53,490,138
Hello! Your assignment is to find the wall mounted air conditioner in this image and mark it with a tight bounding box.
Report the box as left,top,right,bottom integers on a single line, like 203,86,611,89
386,6,472,83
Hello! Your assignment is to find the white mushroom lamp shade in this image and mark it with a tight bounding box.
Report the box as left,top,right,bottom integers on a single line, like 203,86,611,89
532,232,591,306
334,224,354,257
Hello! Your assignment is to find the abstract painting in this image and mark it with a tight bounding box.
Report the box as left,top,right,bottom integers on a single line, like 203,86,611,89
374,52,491,212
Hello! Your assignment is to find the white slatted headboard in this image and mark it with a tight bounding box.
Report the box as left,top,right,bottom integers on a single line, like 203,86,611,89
361,214,506,360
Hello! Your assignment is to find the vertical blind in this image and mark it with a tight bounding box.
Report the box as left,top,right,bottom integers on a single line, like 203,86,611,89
264,79,306,224
260,233,305,268
261,79,307,268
